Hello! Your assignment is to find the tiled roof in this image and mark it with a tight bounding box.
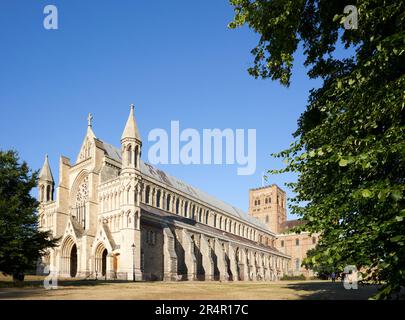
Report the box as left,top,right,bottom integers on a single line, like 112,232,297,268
101,141,270,232
280,219,306,233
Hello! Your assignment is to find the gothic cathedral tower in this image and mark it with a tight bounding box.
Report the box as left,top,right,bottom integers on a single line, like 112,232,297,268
248,185,287,234
120,104,143,280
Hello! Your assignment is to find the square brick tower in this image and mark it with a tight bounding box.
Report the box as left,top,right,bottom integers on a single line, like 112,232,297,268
248,185,287,234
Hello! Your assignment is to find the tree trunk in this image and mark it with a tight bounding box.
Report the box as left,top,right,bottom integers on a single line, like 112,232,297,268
12,272,25,286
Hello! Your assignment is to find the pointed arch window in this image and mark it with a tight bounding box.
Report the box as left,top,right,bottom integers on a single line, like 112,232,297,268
72,175,88,229
156,190,161,208
166,194,171,212
184,201,189,217
40,185,45,202
175,198,180,214
127,145,133,166
145,185,150,204
134,145,139,168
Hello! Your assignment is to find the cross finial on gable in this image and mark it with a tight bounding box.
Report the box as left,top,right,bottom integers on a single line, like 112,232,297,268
87,113,93,127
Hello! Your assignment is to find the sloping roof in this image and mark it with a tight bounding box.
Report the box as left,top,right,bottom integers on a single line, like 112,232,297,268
100,140,270,232
102,223,118,250
141,203,286,256
280,219,306,233
69,215,84,238
102,141,122,163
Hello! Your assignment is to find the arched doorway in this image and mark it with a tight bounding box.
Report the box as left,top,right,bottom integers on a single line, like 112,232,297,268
95,243,108,279
61,236,78,278
101,249,108,277
70,244,77,278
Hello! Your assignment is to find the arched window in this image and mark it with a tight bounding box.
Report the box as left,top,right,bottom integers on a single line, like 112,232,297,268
281,240,284,247
184,201,188,217
198,208,202,222
40,185,45,202
145,185,150,204
134,145,139,168
296,238,300,246
176,198,180,214
265,215,269,223
191,205,195,220
134,211,138,229
127,145,132,166
312,237,316,245
156,190,161,208
166,194,171,211
46,185,51,201
147,230,156,245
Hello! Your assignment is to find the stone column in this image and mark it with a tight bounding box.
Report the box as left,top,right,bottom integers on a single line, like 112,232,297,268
163,227,178,281
214,239,229,281
228,243,239,281
182,229,197,281
264,255,271,281
258,254,265,281
250,251,257,281
200,234,214,280
240,249,249,281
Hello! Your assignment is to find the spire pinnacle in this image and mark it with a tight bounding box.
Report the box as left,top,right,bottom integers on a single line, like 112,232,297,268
39,154,54,183
121,103,141,141
87,113,93,127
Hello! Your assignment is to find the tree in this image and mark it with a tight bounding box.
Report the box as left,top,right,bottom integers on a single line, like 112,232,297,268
0,150,58,283
229,0,404,299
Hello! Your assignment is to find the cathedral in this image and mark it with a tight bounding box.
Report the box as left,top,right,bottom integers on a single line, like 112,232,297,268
37,105,316,281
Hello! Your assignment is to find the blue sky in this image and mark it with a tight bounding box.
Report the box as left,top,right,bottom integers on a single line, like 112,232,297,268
0,0,322,219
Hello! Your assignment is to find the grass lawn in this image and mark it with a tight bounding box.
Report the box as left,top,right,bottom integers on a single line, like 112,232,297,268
0,275,380,300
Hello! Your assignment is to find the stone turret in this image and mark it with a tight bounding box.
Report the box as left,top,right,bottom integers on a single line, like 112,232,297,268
121,104,142,173
38,154,54,202
119,104,143,281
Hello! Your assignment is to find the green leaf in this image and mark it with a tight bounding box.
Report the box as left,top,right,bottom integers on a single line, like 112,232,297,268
339,159,349,167
390,236,403,243
391,190,402,201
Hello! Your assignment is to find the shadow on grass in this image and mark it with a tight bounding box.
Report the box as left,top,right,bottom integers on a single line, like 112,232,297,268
284,281,380,300
0,278,134,289
0,278,138,299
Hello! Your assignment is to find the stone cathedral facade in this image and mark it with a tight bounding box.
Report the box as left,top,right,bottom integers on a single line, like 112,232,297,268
37,105,315,281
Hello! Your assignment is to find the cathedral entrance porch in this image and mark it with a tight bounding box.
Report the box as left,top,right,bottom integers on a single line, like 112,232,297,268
60,236,78,278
